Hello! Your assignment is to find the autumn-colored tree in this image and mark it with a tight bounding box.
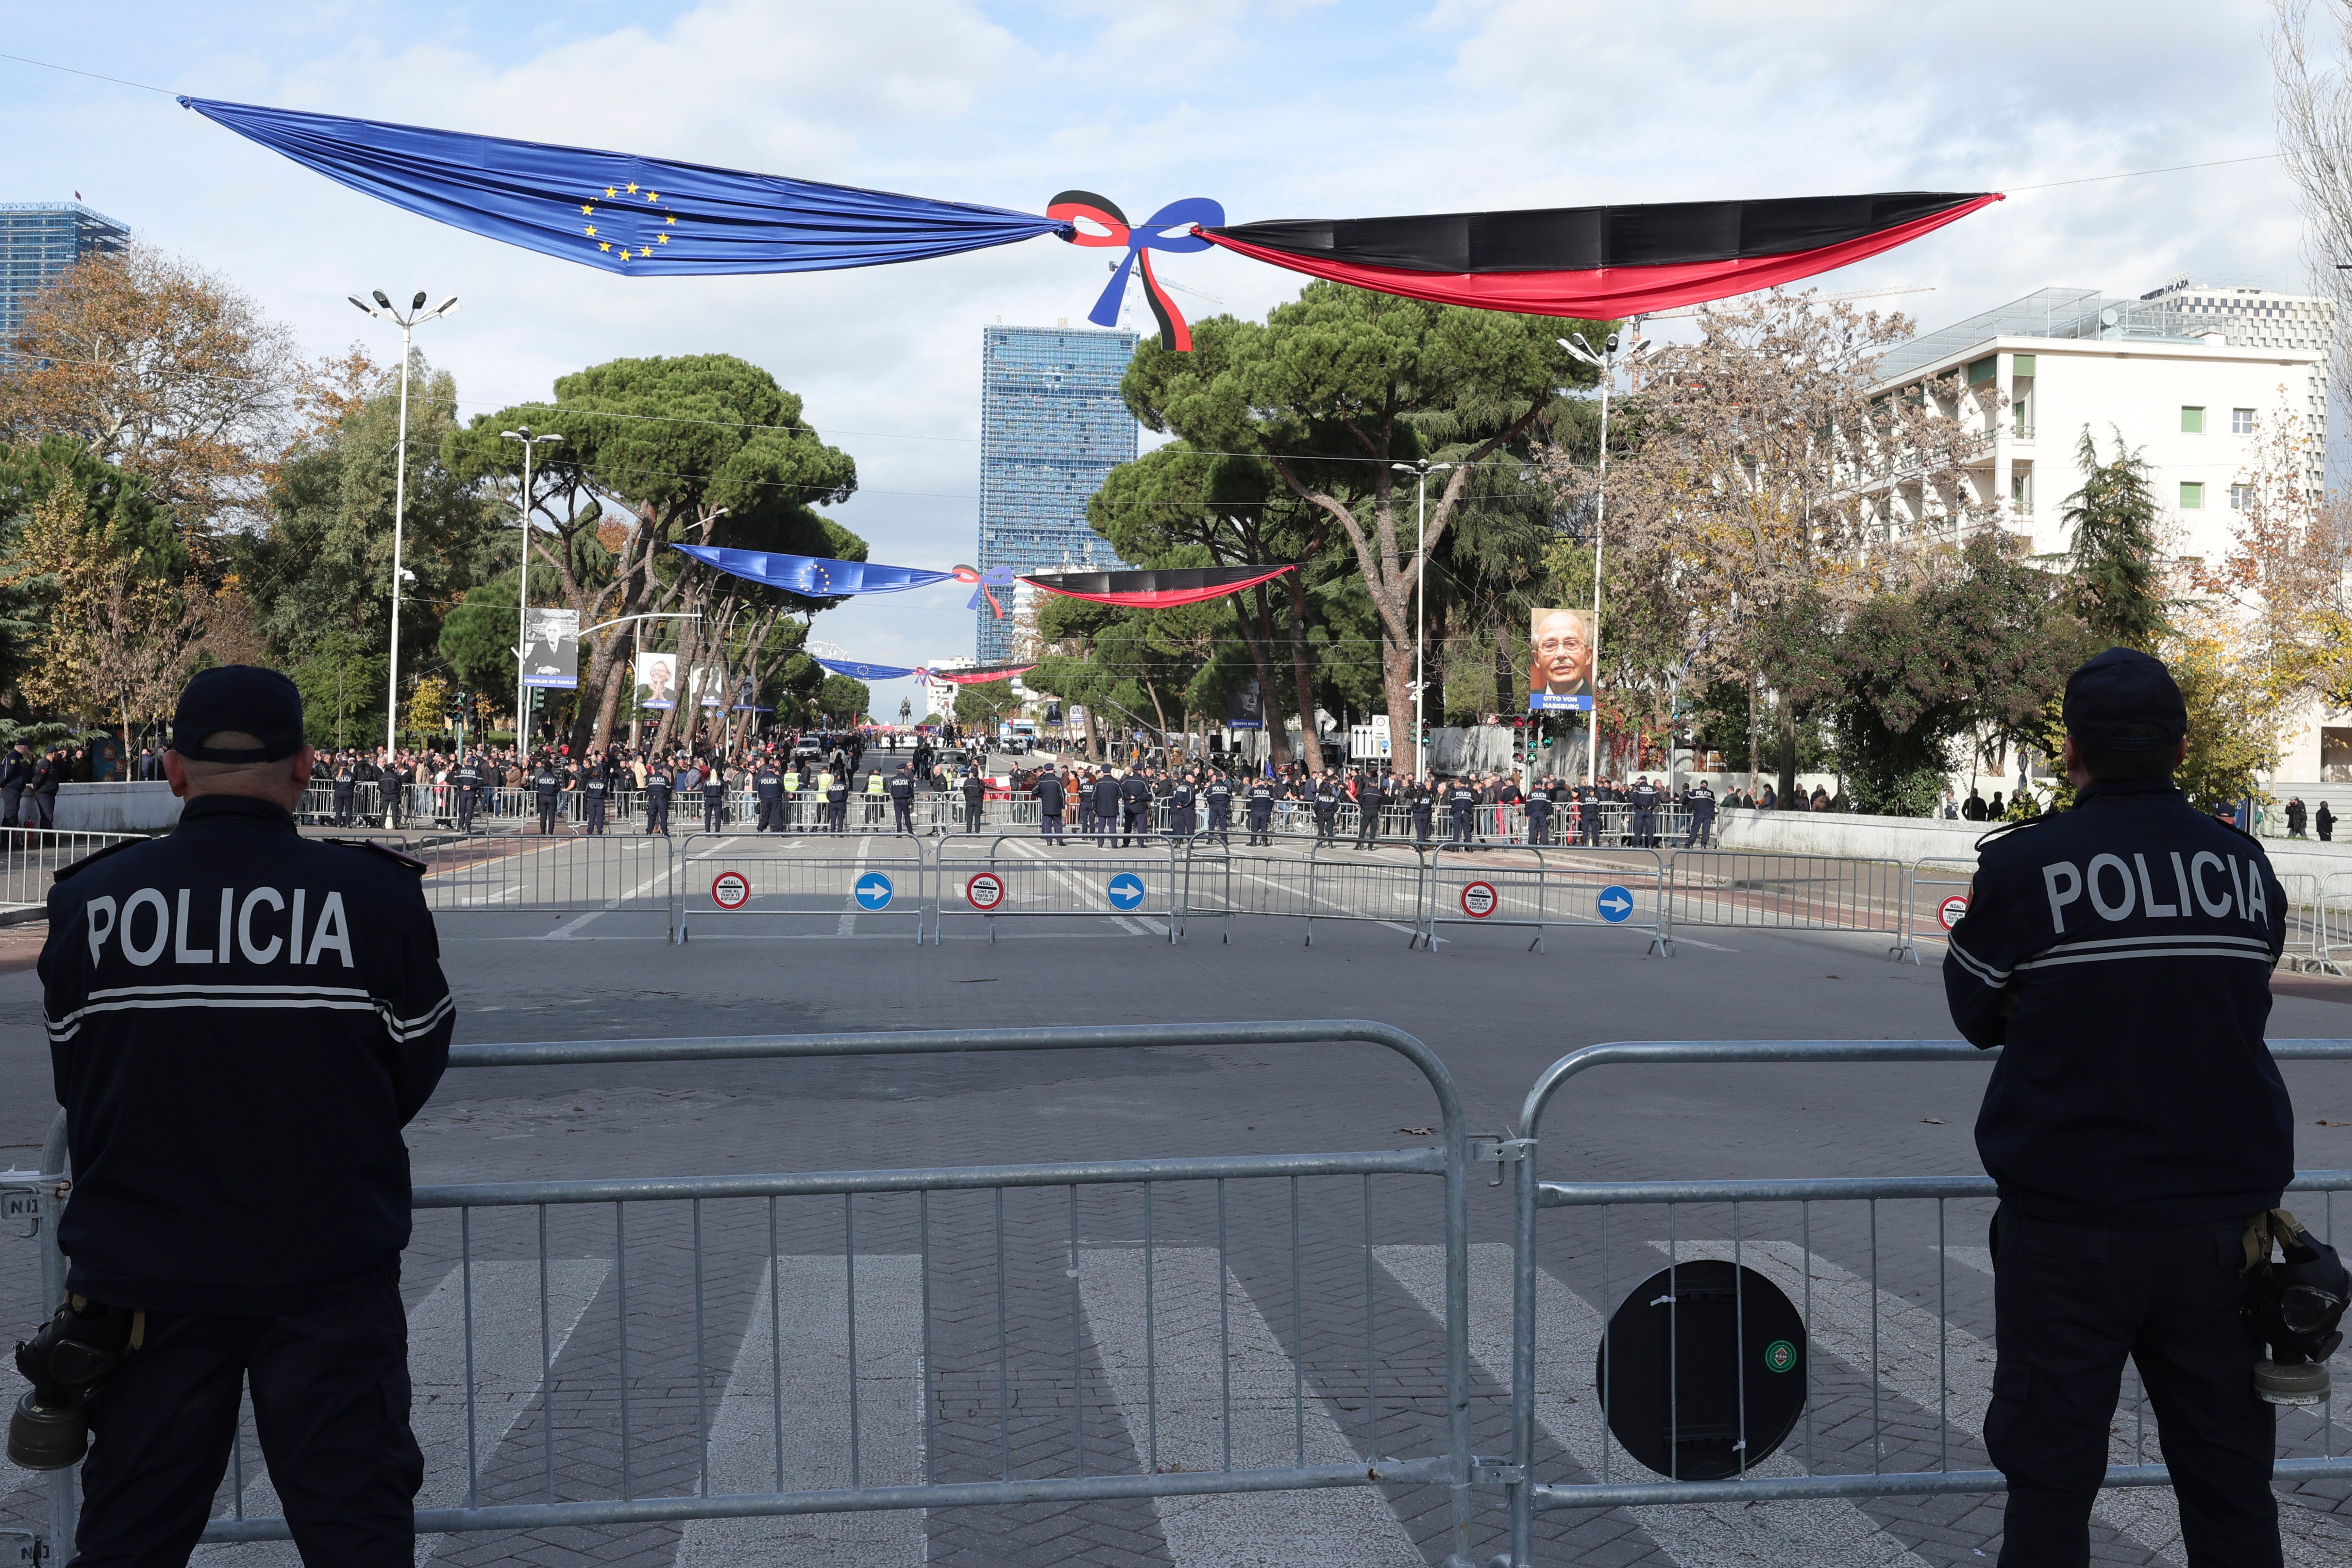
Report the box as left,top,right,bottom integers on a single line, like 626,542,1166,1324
1561,290,1994,803
0,453,194,746
0,245,295,536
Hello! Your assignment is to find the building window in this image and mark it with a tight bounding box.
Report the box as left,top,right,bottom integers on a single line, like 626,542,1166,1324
2011,470,2032,511
2231,483,2254,510
2180,481,2205,509
2181,406,2205,433
2232,407,2255,435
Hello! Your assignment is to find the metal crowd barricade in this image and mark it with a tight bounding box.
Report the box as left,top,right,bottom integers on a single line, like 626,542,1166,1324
932,834,1192,943
1424,844,1670,955
8,1022,1475,1564
1494,1038,2352,1567
2276,869,2335,975
412,832,677,925
2318,871,2352,975
1666,850,1911,956
672,829,930,944
1893,855,1979,965
0,827,145,912
1299,843,1435,946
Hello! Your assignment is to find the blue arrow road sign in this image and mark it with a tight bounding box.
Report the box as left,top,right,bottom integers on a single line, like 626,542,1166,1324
1106,872,1147,910
854,872,894,910
1596,885,1635,923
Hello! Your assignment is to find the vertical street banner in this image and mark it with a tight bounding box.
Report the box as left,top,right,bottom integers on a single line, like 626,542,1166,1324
1227,678,1265,731
522,609,580,689
1528,607,1596,713
634,650,678,709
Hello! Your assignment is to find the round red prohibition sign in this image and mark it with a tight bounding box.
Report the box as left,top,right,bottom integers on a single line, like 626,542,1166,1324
1460,880,1499,919
965,871,1006,911
1938,894,1969,931
711,871,751,910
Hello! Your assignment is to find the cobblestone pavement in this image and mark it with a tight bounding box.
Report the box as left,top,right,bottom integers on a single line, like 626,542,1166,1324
5,868,2352,1567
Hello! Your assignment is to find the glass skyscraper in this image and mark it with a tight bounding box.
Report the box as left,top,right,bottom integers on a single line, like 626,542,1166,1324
1,202,131,366
975,323,1138,661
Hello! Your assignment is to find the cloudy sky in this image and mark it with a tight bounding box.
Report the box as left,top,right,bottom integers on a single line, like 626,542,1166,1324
4,0,2316,720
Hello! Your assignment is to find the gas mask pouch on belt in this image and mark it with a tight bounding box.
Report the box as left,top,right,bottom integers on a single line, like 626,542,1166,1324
2243,1208,2350,1406
8,1295,143,1469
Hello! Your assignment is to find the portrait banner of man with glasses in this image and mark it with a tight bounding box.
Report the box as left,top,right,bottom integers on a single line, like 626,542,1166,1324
1528,607,1595,711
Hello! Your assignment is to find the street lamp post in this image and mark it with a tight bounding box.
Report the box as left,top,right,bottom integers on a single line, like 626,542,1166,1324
346,289,458,783
1558,325,1653,787
1389,460,1456,781
501,428,564,757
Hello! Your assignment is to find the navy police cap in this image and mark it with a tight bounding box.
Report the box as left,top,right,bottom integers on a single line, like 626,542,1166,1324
2063,647,2186,752
170,665,307,762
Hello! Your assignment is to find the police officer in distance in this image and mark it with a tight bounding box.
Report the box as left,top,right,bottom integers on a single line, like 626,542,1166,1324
1946,649,2308,1566
1093,769,1122,848
1244,774,1275,846
331,751,358,827
1204,770,1233,842
959,766,986,835
582,758,610,835
644,760,673,834
531,754,565,835
29,666,452,1564
1628,773,1661,847
888,762,916,835
1034,764,1068,845
1119,767,1152,847
702,759,727,833
1446,776,1476,845
1524,780,1554,845
450,751,482,833
753,754,783,832
827,766,852,832
1685,777,1716,847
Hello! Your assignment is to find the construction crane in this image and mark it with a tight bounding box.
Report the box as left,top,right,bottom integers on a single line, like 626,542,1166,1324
1110,258,1225,307
1641,283,1935,321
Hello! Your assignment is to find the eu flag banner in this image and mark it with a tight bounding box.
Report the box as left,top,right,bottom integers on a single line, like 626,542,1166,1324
178,97,1064,277
815,656,918,682
674,545,951,597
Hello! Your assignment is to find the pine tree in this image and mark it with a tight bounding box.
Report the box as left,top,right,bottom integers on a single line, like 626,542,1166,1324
2061,427,2170,651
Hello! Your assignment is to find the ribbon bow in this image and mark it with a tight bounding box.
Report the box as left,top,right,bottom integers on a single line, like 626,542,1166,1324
1048,190,1225,352
951,564,1018,617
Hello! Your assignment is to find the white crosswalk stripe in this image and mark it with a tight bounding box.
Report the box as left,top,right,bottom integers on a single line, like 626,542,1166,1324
1077,1247,1422,1568
1660,1239,2352,1568
675,1254,925,1567
193,1257,607,1565
1379,1243,1930,1567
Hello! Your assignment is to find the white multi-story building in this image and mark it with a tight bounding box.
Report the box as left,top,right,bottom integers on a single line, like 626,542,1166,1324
1874,283,2347,782
921,658,976,721
1873,283,2329,558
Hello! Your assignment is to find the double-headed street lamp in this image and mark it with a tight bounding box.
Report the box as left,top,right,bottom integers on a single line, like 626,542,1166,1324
501,428,565,752
1388,459,1456,780
347,289,458,772
1557,326,1653,786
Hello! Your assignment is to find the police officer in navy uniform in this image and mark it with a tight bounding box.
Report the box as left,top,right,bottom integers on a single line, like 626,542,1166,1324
888,763,917,835
827,767,852,832
1245,775,1275,846
1169,771,1197,838
1119,767,1151,847
531,755,564,835
1092,770,1122,848
450,751,482,833
1524,780,1554,845
1685,778,1716,847
1946,649,2294,1567
34,665,452,1565
581,758,609,835
752,756,782,831
1204,770,1234,842
959,767,986,835
1628,774,1660,847
1034,765,1068,845
1446,776,1476,845
331,752,357,827
645,761,673,834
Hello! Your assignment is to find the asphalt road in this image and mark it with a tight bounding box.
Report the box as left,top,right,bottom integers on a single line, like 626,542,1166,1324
5,844,2351,1568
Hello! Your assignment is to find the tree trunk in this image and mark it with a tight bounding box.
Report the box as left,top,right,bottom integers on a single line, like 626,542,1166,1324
1776,696,1797,808
1082,703,1102,762
1238,585,1292,768
1746,674,1760,785
1281,570,1317,767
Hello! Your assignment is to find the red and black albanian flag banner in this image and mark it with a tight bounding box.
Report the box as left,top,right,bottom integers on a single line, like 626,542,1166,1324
1201,191,2002,319
1020,565,1295,609
928,662,1037,685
